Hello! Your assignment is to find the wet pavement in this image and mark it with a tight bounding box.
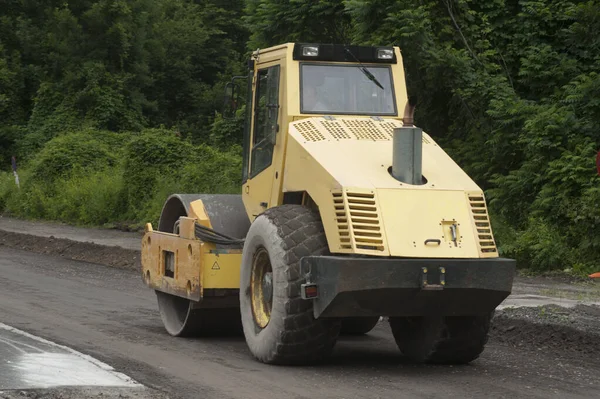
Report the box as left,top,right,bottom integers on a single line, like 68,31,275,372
0,323,138,390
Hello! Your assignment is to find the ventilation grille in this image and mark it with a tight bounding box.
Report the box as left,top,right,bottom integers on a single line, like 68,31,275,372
343,120,389,141
296,120,325,142
468,194,498,255
333,191,385,252
320,120,351,139
292,117,433,144
380,121,401,138
333,193,351,250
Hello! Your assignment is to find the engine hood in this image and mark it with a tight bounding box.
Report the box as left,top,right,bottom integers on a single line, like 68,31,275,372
283,117,498,259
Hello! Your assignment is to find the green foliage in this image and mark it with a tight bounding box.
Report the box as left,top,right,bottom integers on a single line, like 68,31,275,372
0,126,24,166
27,129,124,183
139,146,242,225
506,218,575,273
0,171,17,212
123,128,242,223
0,0,249,152
49,169,127,225
122,128,195,211
0,127,241,227
145,0,248,138
244,0,351,49
0,0,248,229
209,108,246,149
0,44,17,119
3,168,126,225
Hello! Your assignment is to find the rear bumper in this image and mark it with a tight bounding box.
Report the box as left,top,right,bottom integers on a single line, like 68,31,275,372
300,256,516,318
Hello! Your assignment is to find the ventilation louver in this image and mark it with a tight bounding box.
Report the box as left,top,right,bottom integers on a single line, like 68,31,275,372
468,194,498,256
296,120,325,142
333,191,385,253
343,120,389,141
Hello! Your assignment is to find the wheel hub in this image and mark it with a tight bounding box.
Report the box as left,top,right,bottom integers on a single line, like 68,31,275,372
250,247,273,328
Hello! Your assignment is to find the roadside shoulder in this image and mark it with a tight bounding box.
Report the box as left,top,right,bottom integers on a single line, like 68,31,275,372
492,304,600,359
0,230,140,270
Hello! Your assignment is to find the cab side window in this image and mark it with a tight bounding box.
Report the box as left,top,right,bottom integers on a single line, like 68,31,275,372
250,65,280,178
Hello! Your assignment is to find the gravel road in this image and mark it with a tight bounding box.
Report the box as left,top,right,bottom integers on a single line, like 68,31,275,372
0,246,598,399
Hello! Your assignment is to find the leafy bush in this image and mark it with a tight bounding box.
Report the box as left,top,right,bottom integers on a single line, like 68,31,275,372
3,167,126,225
0,171,18,212
45,168,127,225
2,128,241,227
27,129,125,184
125,128,242,224
122,128,195,213
209,109,246,149
0,125,24,166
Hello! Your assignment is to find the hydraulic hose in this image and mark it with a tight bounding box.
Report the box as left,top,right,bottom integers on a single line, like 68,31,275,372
173,219,245,246
194,222,245,246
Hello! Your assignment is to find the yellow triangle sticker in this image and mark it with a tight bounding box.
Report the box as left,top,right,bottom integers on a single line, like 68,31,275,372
211,261,220,270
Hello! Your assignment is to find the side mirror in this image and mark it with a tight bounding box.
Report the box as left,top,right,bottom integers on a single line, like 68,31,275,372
223,75,250,120
223,81,241,120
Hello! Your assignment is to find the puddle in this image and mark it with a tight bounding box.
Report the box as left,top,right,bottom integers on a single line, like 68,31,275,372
0,323,139,390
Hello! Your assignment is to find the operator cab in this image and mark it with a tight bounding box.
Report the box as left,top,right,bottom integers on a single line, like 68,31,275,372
224,42,408,219
296,44,398,116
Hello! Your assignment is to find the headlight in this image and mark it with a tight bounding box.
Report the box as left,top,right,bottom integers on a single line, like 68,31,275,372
302,46,319,57
377,48,394,60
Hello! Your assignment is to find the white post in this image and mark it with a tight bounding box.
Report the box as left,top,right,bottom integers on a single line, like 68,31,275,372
11,156,19,188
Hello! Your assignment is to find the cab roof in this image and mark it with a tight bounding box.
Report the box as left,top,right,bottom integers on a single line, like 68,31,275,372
252,43,398,64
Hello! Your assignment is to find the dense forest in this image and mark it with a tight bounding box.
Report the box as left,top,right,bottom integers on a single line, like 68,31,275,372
0,0,599,274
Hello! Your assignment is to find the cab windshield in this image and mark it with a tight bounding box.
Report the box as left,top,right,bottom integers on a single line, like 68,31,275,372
300,64,396,115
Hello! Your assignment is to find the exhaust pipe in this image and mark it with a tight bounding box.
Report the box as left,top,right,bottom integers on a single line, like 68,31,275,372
392,102,423,185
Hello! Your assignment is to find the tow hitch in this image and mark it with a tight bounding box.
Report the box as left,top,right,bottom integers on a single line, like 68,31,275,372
421,267,446,291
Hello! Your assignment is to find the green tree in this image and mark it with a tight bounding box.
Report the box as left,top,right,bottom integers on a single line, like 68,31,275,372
245,0,351,49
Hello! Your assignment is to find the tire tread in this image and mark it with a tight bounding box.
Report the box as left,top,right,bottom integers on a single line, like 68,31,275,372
245,205,340,364
389,314,492,364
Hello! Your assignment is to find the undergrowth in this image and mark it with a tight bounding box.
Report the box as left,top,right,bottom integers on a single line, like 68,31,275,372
0,128,242,229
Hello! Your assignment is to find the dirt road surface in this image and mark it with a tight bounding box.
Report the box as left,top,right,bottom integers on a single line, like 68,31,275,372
0,246,598,399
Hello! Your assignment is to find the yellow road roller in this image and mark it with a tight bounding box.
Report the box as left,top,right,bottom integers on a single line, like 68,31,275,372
140,43,516,365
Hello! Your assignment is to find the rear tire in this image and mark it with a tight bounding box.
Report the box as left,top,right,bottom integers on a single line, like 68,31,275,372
389,313,493,364
240,205,341,365
340,317,380,335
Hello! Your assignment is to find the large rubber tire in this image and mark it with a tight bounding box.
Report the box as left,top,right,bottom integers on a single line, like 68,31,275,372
389,313,493,364
240,205,341,365
340,317,380,335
